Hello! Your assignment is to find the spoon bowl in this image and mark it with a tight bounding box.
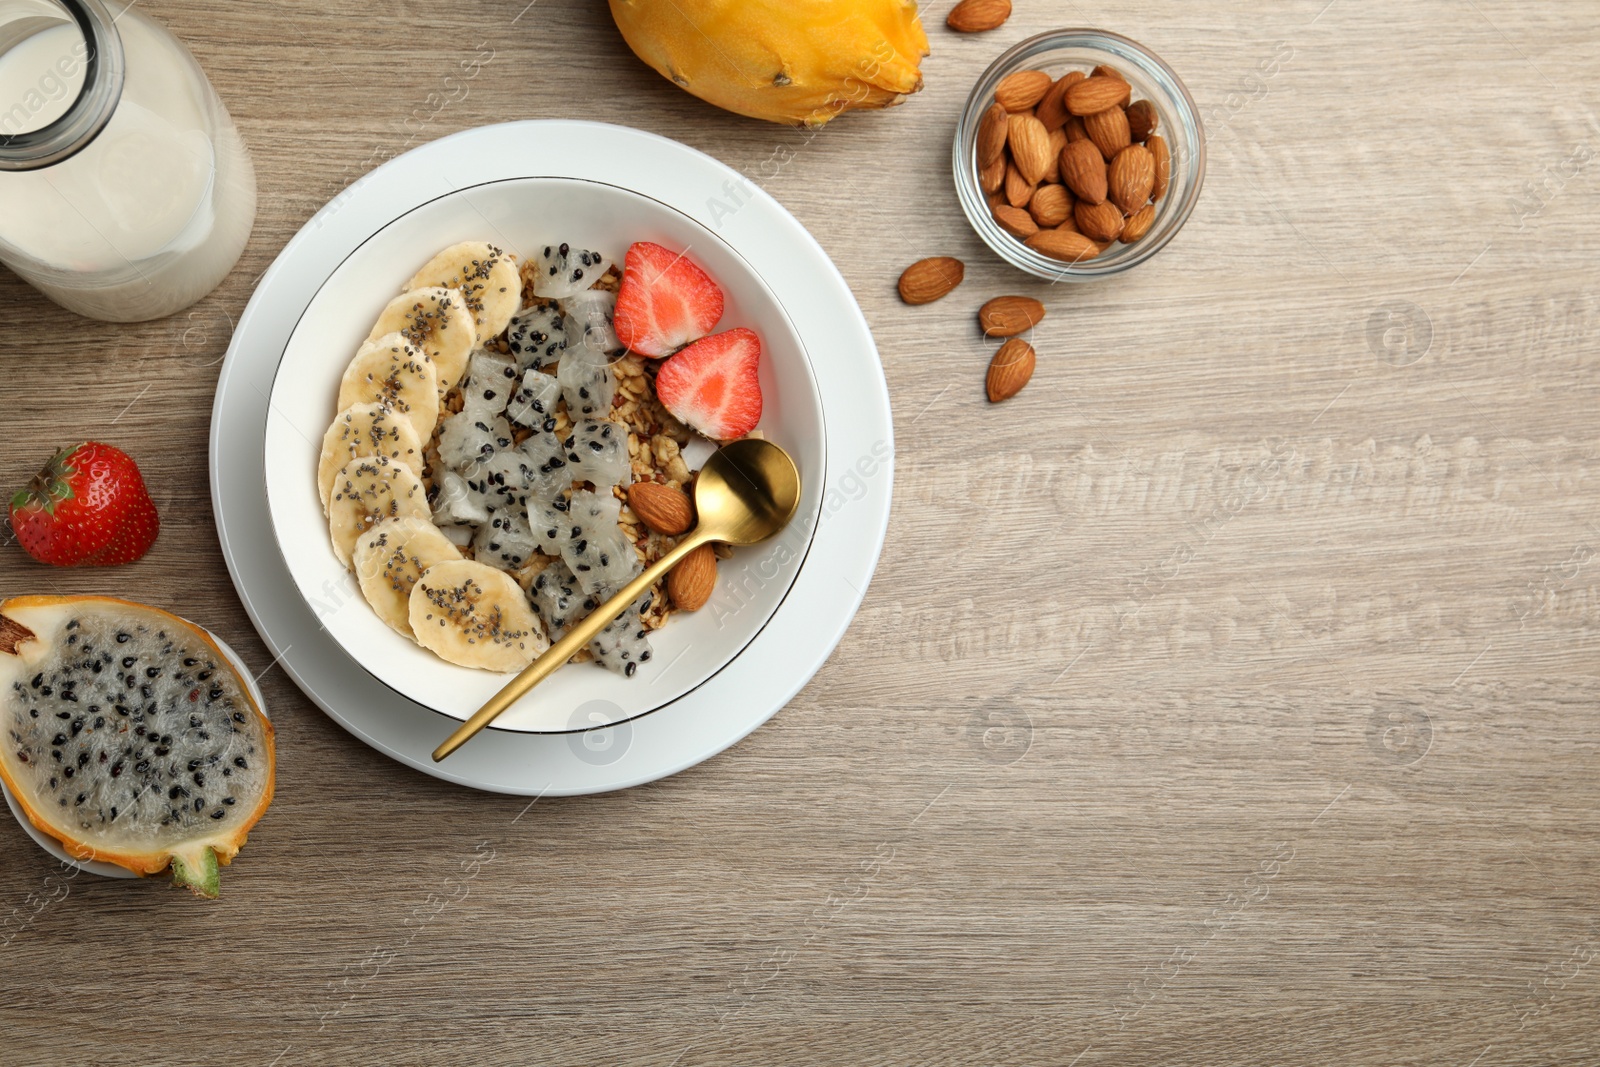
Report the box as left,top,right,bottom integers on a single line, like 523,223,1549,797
693,438,802,546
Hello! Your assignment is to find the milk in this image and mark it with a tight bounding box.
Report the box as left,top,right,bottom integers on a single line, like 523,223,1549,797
0,12,256,321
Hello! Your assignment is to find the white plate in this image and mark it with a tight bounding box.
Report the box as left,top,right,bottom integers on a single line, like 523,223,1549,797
210,121,893,795
265,177,827,731
2,633,267,879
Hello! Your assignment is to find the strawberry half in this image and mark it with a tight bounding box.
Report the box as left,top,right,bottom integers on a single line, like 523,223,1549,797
9,443,160,567
613,241,725,358
654,328,763,441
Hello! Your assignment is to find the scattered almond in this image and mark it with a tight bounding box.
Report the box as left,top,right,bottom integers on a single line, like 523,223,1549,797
995,69,1053,111
1108,143,1155,213
1007,113,1051,184
668,544,717,611
1083,105,1131,160
991,204,1038,240
1074,198,1124,243
1120,203,1156,243
897,256,965,304
985,338,1036,402
1127,99,1158,142
978,295,1045,337
1059,139,1107,205
1065,75,1129,116
1028,183,1072,228
1004,162,1035,208
1025,227,1101,262
946,0,1011,32
627,481,693,535
977,101,1009,168
1149,134,1171,200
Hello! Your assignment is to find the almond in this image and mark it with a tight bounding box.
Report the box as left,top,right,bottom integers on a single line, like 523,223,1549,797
1074,199,1124,243
1058,139,1107,205
1028,183,1072,228
986,191,1007,211
1149,134,1171,200
976,101,1009,168
897,256,965,305
1025,227,1101,262
1004,162,1035,208
1083,106,1131,160
979,153,1006,194
1035,71,1084,131
1120,203,1156,243
1064,115,1089,144
1056,209,1080,234
1108,143,1155,212
627,481,693,535
668,543,717,611
1091,64,1128,87
1007,113,1051,184
1066,75,1130,116
992,204,1038,240
979,295,1046,337
995,69,1053,111
946,0,1011,33
1043,128,1067,182
985,338,1036,402
1127,99,1158,142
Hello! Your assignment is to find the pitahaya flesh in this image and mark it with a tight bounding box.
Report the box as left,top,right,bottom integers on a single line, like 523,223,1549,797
562,418,631,488
559,489,642,594
505,304,567,369
531,243,614,299
505,367,561,432
558,349,616,419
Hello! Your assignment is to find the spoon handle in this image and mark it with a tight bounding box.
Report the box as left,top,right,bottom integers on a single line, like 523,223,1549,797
432,532,710,761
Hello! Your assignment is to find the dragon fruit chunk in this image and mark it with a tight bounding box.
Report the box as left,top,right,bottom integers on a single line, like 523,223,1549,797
505,304,567,369
588,605,654,677
436,410,505,473
531,243,614,299
562,418,631,488
558,348,616,419
432,468,490,526
506,367,562,431
559,489,642,594
560,288,621,360
472,509,538,570
529,495,570,556
461,350,519,419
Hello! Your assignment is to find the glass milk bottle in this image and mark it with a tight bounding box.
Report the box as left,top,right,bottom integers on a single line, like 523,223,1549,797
0,0,256,321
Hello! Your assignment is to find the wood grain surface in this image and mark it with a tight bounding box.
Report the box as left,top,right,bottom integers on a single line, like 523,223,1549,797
3,2,1598,1064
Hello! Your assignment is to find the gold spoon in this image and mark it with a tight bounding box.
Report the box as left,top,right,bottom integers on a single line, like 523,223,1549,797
432,438,801,762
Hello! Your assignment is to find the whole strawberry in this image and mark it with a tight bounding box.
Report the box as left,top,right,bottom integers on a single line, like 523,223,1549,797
9,443,160,566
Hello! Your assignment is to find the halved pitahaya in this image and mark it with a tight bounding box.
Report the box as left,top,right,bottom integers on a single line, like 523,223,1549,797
432,468,490,527
558,349,616,419
472,510,538,570
588,605,654,677
437,411,512,473
461,350,519,418
505,304,567,369
559,489,642,594
531,243,614,299
560,288,621,359
0,596,275,897
529,495,571,556
506,368,561,432
562,418,631,488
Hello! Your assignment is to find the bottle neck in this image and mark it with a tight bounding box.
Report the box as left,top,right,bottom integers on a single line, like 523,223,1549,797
0,0,123,172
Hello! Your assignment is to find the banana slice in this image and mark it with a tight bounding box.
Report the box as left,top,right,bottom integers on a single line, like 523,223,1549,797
368,286,475,397
317,402,424,513
337,332,440,443
408,559,550,672
406,241,520,346
326,455,431,568
351,517,463,638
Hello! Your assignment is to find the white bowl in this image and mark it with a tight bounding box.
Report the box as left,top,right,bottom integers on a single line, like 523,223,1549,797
1,632,267,879
263,177,827,733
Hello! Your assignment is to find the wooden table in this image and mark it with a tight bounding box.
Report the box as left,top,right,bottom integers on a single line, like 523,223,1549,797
4,2,1597,1063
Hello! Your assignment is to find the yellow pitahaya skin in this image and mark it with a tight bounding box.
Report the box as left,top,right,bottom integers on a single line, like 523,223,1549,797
609,0,930,127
